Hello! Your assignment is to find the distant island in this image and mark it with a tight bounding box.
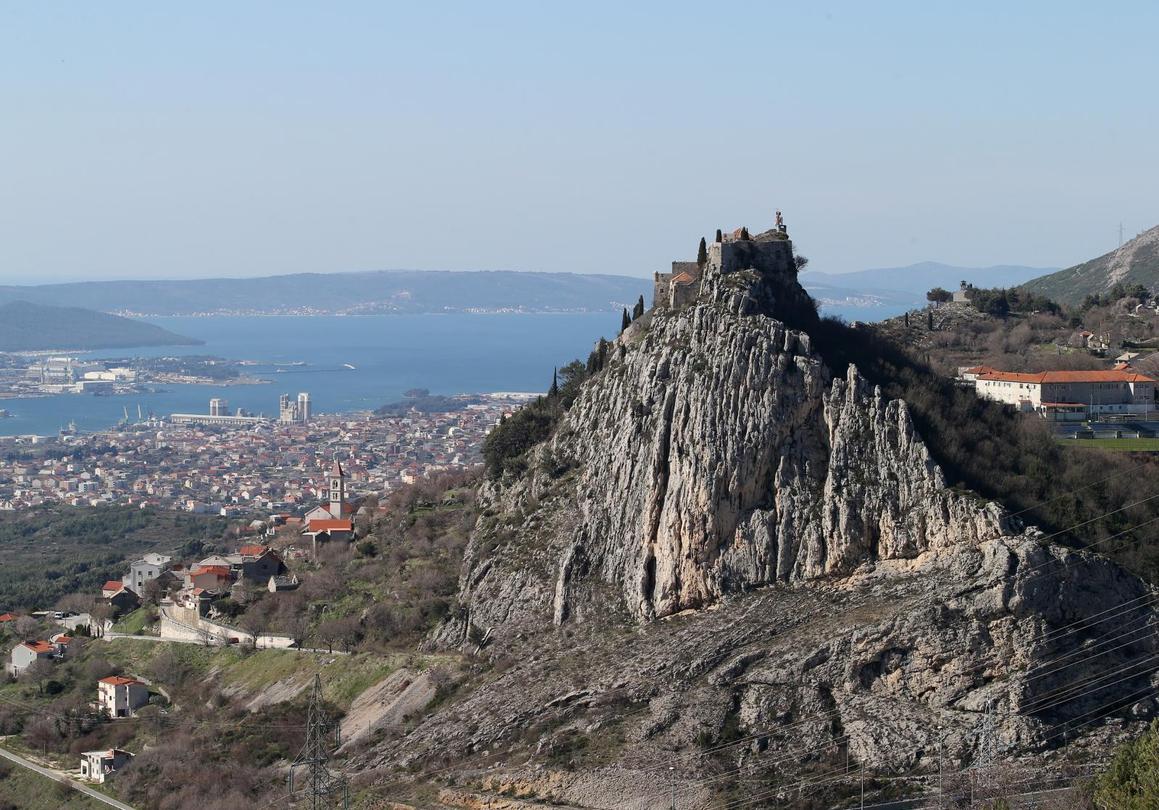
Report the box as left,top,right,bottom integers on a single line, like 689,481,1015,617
0,301,200,351
0,270,650,317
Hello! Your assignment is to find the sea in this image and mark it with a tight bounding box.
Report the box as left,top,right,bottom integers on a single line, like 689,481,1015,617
0,313,624,437
0,304,885,437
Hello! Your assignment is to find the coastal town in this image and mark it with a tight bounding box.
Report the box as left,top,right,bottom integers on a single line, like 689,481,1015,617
0,391,533,514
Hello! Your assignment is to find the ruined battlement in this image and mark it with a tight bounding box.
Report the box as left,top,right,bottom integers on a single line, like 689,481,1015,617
708,233,795,276
653,218,796,310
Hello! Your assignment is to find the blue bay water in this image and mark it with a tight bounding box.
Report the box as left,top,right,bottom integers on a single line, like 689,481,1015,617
0,313,622,436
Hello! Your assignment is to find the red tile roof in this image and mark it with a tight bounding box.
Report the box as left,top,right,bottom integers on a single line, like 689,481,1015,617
99,675,142,686
238,544,267,557
0,613,17,622
23,640,55,654
101,580,123,592
191,565,231,578
978,369,1158,384
307,518,353,532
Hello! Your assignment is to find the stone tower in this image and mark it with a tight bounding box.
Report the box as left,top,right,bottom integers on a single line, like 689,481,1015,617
328,459,346,518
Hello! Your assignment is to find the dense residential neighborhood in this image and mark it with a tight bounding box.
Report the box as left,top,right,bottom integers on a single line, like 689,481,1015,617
0,394,531,514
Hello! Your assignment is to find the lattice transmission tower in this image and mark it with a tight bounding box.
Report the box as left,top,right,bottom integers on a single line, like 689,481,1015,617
288,674,349,810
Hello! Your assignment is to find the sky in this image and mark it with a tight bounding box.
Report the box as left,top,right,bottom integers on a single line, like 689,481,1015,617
2,1,1158,284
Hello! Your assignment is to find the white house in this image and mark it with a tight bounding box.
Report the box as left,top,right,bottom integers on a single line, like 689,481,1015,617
80,749,133,783
124,553,172,593
8,640,57,676
97,676,149,718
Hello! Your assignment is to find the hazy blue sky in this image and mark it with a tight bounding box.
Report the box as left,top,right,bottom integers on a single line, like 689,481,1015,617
2,2,1157,283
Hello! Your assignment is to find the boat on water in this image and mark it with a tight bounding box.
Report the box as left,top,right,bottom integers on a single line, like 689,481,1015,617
343,363,357,370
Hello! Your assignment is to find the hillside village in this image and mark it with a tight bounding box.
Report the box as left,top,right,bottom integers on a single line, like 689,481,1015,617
0,447,477,806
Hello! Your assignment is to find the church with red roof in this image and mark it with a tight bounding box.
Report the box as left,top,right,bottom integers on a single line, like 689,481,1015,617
303,460,355,552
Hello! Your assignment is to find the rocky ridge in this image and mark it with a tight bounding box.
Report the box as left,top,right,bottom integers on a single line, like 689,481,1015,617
361,229,1159,808
1024,223,1159,306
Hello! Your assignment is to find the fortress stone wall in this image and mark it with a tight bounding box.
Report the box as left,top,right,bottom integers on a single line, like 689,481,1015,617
653,226,796,310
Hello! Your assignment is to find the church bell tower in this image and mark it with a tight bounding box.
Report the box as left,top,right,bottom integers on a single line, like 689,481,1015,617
328,459,346,518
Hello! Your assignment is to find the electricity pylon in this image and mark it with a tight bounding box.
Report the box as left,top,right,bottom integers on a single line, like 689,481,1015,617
288,674,349,809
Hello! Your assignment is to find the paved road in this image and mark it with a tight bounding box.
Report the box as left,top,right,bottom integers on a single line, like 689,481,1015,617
0,745,137,810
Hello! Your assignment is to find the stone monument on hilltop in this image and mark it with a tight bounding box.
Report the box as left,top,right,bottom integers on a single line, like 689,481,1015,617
652,217,796,310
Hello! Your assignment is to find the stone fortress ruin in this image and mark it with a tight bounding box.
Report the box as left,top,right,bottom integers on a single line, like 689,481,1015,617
652,212,796,309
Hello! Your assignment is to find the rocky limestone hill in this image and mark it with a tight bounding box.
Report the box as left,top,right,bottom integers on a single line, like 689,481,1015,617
1024,224,1159,306
355,229,1159,809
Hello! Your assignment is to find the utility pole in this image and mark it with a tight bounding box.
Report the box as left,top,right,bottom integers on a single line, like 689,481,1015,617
288,674,349,810
669,765,676,810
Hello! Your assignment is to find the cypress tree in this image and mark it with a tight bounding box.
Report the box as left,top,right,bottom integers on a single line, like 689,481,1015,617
621,308,631,332
927,310,934,330
549,368,559,398
904,311,910,327
633,295,645,320
715,228,723,243
697,236,708,266
597,338,608,370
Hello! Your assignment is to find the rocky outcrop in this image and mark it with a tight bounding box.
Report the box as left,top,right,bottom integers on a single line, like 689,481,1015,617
450,234,1034,636
373,228,1159,807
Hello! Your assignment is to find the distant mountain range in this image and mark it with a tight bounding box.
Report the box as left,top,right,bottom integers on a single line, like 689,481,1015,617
0,271,650,317
1022,225,1159,306
801,261,1058,319
0,262,1074,327
0,301,199,352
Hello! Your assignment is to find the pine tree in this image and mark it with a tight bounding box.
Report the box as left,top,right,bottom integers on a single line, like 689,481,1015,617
549,368,559,398
633,295,645,320
697,237,708,266
621,308,631,332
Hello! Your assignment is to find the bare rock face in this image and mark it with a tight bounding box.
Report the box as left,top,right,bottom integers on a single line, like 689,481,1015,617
449,236,1029,638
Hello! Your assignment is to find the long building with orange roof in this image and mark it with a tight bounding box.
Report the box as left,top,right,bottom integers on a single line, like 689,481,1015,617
968,366,1157,419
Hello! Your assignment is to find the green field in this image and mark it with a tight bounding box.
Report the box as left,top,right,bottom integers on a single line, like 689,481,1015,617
99,638,410,709
1058,437,1159,451
111,607,155,636
0,757,109,810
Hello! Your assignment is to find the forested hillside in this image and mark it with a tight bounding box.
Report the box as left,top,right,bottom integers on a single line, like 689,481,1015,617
0,506,228,609
0,302,197,351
